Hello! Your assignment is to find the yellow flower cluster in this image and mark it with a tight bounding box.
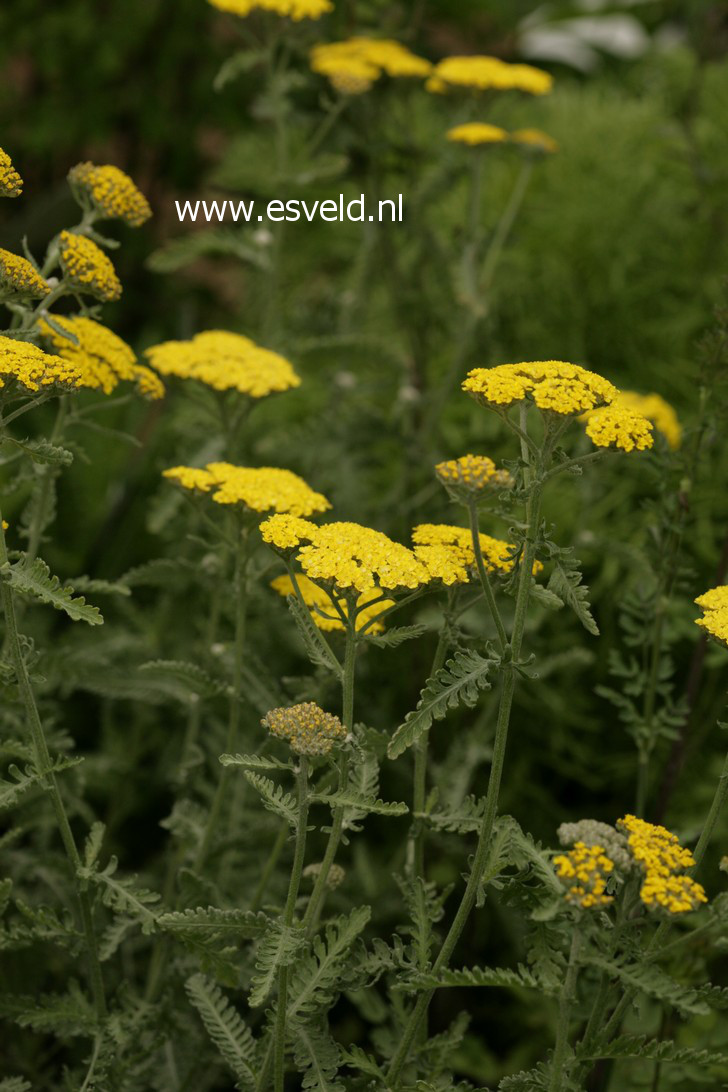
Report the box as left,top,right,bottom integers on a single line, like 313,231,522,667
553,842,614,909
261,515,431,594
617,815,707,914
263,702,346,756
583,405,654,452
695,585,728,649
271,573,394,633
614,391,681,449
208,0,332,20
447,124,558,152
164,462,330,518
427,55,553,96
310,37,431,95
68,162,152,228
0,148,22,197
0,248,49,299
58,231,122,302
40,315,164,399
412,523,534,584
464,361,654,452
145,330,300,399
435,454,513,500
0,335,83,393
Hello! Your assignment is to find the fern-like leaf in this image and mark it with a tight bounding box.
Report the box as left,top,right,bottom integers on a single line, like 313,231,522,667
547,553,599,636
3,555,102,625
311,789,408,817
402,964,542,991
159,907,269,937
220,753,294,772
292,1022,344,1092
586,956,710,1017
1,436,73,466
250,922,307,1008
286,595,343,680
364,624,429,648
388,650,497,758
244,773,298,829
185,974,256,1090
288,906,371,1019
139,659,225,700
578,1033,728,1066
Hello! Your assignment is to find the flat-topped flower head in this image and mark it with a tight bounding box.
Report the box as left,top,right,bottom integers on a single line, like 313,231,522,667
0,335,84,393
209,0,332,19
145,330,300,398
446,122,508,146
695,585,728,648
511,128,558,154
435,454,513,503
311,38,430,94
164,463,330,518
263,702,346,756
617,814,707,914
40,315,164,399
583,404,653,452
271,573,394,633
613,391,681,449
427,55,552,96
412,523,538,585
558,819,631,871
464,361,617,416
58,231,122,302
0,249,49,299
553,842,614,909
68,162,151,227
0,148,22,197
261,515,431,595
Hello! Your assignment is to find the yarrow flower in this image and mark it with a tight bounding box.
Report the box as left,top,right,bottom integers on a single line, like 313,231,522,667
310,38,431,95
411,523,539,585
557,819,631,871
511,128,558,154
694,585,728,649
270,573,394,633
446,123,508,146
261,515,431,595
435,454,513,503
0,248,49,299
39,315,164,399
145,330,300,398
463,361,654,452
426,55,553,96
583,404,654,452
0,335,83,393
208,0,332,20
263,702,346,756
68,162,151,227
553,842,614,909
0,148,22,197
303,862,345,889
58,231,122,302
163,462,330,518
617,814,707,915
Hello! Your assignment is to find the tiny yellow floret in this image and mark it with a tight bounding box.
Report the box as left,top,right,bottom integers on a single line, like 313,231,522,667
553,842,614,909
583,404,654,452
435,454,513,501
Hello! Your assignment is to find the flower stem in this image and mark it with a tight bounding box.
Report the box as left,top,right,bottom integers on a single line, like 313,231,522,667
548,929,582,1092
197,520,249,868
386,474,543,1082
467,500,507,651
302,619,356,934
409,623,451,881
0,514,107,1022
273,756,309,1092
26,396,69,562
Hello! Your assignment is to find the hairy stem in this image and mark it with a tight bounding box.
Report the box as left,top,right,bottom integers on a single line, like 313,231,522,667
467,500,507,650
273,757,309,1092
409,623,451,881
0,514,106,1021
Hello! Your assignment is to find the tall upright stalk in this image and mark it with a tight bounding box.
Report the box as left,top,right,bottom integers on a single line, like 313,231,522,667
548,930,582,1091
302,617,356,933
387,465,544,1082
273,756,310,1092
197,519,250,868
0,514,107,1022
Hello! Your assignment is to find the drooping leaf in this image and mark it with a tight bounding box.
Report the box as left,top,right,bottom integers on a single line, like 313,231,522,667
244,773,298,829
3,555,102,625
186,974,256,1090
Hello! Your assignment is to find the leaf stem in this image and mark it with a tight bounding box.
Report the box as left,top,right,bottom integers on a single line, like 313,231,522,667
467,500,507,651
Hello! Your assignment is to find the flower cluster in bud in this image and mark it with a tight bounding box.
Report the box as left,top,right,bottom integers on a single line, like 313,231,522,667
263,702,346,756
0,148,22,197
58,231,122,302
0,249,49,299
68,162,151,227
435,454,513,504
